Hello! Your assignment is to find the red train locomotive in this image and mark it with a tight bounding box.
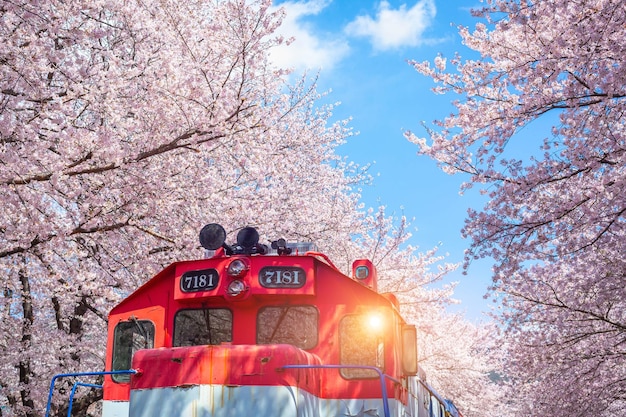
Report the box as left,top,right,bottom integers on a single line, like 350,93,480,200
47,224,461,417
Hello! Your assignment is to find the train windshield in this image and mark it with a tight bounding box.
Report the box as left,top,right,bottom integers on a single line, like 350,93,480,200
173,308,232,346
111,319,155,382
256,305,318,349
339,314,385,379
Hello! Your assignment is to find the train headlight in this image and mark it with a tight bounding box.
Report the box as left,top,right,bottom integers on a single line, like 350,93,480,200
367,313,384,333
226,279,247,296
227,259,248,277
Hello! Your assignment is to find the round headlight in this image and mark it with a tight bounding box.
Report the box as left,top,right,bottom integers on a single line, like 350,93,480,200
227,279,246,296
227,259,248,277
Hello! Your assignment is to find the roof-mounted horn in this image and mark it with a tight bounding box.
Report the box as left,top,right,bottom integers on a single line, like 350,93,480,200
199,223,227,250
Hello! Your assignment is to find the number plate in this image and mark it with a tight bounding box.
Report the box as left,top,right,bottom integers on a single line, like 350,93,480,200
259,267,306,288
180,268,219,292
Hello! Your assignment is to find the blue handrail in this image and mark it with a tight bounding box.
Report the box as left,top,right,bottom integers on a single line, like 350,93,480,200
67,382,102,417
280,364,400,417
45,370,136,417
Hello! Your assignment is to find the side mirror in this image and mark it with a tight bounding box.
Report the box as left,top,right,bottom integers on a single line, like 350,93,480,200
402,325,418,376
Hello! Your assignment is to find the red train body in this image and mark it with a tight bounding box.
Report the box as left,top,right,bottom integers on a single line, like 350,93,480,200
89,224,459,417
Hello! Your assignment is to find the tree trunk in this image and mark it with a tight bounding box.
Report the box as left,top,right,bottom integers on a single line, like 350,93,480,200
18,266,36,417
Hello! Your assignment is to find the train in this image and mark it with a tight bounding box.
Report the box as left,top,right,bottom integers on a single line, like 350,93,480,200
47,224,463,417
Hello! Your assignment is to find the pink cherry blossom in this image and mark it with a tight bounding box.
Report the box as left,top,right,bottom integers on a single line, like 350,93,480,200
0,1,495,416
409,0,626,415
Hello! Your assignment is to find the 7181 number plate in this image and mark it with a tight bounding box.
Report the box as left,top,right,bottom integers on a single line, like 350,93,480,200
180,268,219,292
259,267,306,288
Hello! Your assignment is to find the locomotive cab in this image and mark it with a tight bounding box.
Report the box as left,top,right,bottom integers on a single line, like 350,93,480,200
100,224,425,417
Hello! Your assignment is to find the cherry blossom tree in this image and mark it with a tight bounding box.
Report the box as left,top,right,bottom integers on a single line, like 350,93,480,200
351,208,509,417
408,0,626,415
0,0,367,415
0,1,499,416
417,312,509,417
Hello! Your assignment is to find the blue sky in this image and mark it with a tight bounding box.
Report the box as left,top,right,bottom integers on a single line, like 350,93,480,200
270,0,493,321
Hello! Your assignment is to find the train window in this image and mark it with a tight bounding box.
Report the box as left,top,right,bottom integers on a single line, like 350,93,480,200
173,308,232,346
339,314,384,379
256,305,318,349
111,319,155,383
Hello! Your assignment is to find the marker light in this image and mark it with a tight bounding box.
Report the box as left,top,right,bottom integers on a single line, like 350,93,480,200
227,259,248,277
355,265,369,280
227,279,246,296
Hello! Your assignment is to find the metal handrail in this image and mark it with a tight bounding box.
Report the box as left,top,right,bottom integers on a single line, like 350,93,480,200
280,364,400,417
44,370,137,417
67,382,102,417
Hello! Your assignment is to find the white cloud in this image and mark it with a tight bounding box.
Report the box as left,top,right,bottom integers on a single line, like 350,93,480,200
344,0,436,51
269,0,350,73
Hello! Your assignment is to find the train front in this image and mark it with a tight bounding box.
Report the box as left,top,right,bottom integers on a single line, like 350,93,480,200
101,224,418,417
